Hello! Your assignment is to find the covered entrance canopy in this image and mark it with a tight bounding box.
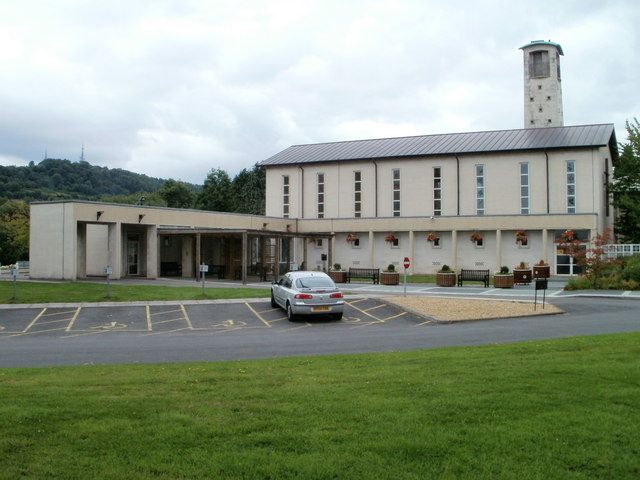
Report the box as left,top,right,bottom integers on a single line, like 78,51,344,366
158,227,332,284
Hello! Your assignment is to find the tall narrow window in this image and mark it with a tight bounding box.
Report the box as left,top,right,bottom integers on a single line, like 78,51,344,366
354,171,362,218
476,165,484,215
392,169,400,217
433,167,442,216
520,162,529,214
282,175,290,218
317,173,325,219
566,160,576,213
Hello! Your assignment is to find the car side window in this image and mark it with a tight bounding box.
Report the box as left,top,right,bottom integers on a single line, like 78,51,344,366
285,277,292,288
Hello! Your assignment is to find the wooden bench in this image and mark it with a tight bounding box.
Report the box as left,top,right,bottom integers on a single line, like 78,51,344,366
457,269,490,287
206,264,226,280
347,268,380,284
160,262,181,277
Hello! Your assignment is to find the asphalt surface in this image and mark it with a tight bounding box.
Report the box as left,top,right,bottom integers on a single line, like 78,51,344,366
0,295,639,368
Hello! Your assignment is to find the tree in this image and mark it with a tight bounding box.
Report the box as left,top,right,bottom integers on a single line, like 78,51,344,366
158,179,195,208
230,164,265,214
197,168,232,212
0,200,30,264
612,118,640,242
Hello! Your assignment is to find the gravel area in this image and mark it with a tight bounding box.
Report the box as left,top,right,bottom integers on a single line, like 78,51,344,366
387,296,562,322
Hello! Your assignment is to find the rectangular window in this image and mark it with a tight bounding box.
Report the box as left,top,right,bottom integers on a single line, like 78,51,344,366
476,165,484,215
566,160,576,213
433,167,442,216
520,162,529,214
317,173,324,219
529,50,550,78
354,171,362,218
282,175,290,218
392,169,400,217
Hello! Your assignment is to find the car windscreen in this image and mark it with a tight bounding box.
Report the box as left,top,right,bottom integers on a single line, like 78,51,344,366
295,277,335,289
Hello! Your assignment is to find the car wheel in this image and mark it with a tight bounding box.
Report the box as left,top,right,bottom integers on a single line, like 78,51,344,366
286,303,297,322
270,291,278,308
331,312,343,320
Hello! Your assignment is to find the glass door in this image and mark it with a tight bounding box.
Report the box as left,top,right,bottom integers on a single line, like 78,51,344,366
127,235,140,275
555,245,584,275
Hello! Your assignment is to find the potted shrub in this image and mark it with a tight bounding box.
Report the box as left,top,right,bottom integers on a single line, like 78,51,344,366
493,265,514,288
533,259,550,279
384,233,397,244
513,261,532,285
328,263,347,283
380,264,400,285
470,231,483,246
436,264,456,287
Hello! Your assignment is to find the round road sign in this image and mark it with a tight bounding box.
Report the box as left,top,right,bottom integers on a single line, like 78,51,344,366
403,257,410,269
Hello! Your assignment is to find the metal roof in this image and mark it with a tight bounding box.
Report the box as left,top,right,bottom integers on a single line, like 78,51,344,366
520,40,564,55
260,124,615,167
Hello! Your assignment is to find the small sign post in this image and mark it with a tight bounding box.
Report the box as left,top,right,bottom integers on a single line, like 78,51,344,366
534,279,548,311
10,265,18,300
403,257,411,297
199,264,209,296
103,266,113,298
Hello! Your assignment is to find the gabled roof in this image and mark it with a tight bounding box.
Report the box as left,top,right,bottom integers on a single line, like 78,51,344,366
260,124,616,167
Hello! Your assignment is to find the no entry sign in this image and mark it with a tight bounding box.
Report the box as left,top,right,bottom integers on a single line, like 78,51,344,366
403,257,410,269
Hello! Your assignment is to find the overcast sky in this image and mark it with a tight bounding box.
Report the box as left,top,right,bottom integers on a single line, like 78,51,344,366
1,0,638,183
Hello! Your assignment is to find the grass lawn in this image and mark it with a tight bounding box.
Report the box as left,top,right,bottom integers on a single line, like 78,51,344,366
1,333,639,479
0,281,270,304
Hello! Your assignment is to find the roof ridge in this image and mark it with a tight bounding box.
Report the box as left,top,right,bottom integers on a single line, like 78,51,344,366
286,123,614,148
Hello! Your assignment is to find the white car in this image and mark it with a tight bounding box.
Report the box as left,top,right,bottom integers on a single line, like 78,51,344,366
271,271,344,321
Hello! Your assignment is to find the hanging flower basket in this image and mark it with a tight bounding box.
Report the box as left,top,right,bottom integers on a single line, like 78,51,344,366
469,231,483,243
385,233,397,243
515,229,528,245
345,233,359,244
559,229,577,242
426,232,439,242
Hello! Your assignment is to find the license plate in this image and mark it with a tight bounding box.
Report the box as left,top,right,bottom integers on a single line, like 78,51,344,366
312,306,330,312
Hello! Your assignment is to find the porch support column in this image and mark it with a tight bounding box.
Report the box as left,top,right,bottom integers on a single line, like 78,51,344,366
542,228,548,264
328,234,334,272
369,231,375,268
408,230,415,275
303,237,308,271
195,233,201,281
108,222,122,279
274,236,281,280
76,222,87,279
146,225,158,279
241,232,248,285
451,230,458,271
495,229,502,271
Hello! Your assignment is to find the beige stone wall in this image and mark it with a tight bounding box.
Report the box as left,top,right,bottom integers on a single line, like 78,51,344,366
522,44,564,128
265,147,609,221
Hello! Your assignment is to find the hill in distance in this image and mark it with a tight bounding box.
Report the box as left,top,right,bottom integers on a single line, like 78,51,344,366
0,158,199,203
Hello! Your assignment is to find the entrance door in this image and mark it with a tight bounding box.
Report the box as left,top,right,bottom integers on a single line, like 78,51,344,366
127,235,140,275
555,245,584,275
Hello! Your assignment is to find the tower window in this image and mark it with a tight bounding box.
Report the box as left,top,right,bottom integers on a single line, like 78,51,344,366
538,85,542,90
538,107,543,112
547,96,551,100
530,50,550,78
548,119,552,123
529,97,534,102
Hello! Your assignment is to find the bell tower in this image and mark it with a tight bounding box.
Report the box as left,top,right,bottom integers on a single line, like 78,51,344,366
520,40,564,128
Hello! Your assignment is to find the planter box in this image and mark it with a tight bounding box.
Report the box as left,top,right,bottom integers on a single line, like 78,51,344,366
533,265,550,279
436,272,456,287
513,268,532,285
493,274,514,288
328,271,347,283
380,271,400,285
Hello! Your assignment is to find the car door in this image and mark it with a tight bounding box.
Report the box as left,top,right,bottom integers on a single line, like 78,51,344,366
274,275,288,306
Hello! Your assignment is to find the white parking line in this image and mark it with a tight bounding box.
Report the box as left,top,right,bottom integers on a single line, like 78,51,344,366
22,308,47,333
180,305,194,330
65,307,82,332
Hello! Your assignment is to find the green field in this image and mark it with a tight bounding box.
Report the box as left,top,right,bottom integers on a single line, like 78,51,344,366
1,333,638,479
0,281,270,304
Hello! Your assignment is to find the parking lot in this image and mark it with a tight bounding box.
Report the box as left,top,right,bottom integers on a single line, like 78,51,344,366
0,298,427,339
